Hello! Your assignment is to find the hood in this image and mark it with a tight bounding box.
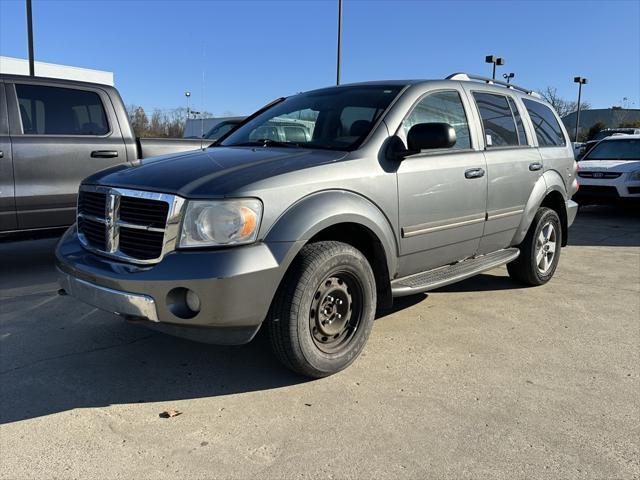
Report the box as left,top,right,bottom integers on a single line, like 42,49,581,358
578,159,640,173
84,146,349,197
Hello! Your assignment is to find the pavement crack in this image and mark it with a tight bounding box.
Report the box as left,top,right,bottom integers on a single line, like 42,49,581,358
0,334,156,376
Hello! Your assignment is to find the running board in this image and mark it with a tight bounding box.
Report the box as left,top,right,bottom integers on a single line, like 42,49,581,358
391,248,520,297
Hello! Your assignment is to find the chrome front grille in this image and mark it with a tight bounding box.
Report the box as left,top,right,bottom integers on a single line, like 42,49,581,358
77,185,185,264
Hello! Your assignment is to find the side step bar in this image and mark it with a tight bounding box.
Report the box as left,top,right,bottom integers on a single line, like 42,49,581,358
391,248,520,297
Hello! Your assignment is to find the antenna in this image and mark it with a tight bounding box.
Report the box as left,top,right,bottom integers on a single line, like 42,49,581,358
200,45,206,150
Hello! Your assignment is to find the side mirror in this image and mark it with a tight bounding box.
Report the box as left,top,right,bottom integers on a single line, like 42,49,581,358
407,122,456,152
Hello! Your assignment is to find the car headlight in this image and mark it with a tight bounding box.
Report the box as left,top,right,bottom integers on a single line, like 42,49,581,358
179,199,262,248
629,170,640,181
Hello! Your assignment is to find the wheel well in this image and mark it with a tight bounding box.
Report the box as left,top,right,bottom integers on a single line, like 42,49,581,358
540,191,568,246
308,223,393,311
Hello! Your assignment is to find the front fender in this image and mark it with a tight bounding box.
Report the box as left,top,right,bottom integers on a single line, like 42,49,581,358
512,170,568,245
265,190,399,278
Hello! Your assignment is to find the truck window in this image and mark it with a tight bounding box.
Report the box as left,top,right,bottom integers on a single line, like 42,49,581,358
16,84,109,136
522,99,567,147
403,90,471,149
473,92,521,148
507,97,528,145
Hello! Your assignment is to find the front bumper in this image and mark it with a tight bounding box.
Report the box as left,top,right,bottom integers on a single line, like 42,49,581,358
574,176,640,202
56,227,300,344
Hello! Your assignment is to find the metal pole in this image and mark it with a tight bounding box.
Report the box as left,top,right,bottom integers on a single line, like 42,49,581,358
492,62,496,80
336,0,342,85
575,83,582,142
26,0,35,76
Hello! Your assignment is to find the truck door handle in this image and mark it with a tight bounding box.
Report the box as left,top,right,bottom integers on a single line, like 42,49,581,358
529,162,543,171
91,150,119,158
465,168,485,179
0,151,3,158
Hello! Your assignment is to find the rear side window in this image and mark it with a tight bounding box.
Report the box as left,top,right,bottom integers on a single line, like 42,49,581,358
403,90,471,149
522,99,566,147
16,84,109,136
507,97,527,145
473,92,524,148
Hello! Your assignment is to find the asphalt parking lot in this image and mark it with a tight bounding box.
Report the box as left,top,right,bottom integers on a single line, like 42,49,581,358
1,206,638,480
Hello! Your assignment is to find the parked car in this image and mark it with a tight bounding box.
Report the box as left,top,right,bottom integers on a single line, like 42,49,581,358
0,74,205,234
57,73,578,377
577,127,640,160
573,134,640,204
203,118,244,140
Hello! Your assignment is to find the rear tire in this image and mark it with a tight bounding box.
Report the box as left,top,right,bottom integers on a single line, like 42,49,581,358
267,241,376,378
507,207,562,286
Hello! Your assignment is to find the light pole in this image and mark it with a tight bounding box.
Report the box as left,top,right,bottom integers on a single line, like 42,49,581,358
503,72,515,84
185,91,191,119
336,0,343,85
26,0,35,76
573,77,588,142
485,55,505,80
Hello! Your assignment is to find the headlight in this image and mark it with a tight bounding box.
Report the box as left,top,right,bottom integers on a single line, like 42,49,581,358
629,170,640,181
179,199,262,247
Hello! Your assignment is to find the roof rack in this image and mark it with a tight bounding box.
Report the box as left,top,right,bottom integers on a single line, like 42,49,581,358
446,72,541,99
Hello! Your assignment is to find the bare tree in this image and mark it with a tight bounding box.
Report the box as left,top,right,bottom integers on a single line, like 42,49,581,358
538,87,591,118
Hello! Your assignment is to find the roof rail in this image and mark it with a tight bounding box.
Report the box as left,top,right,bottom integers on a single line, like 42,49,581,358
446,72,542,99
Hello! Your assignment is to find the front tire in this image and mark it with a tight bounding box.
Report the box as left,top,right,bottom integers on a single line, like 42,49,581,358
507,207,562,286
267,241,376,378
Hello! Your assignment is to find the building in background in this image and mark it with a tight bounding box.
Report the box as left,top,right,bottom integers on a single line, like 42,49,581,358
562,108,640,139
0,56,113,85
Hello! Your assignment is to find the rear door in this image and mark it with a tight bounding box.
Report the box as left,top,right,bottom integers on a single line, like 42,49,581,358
466,90,542,254
0,81,17,231
7,80,127,229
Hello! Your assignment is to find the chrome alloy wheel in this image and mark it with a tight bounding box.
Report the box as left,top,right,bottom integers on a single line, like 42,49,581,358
535,222,558,274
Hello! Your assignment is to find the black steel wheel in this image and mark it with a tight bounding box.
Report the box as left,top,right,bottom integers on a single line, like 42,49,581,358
268,241,376,378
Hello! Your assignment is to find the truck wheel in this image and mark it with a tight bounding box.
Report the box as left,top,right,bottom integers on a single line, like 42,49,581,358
267,241,376,378
507,207,562,286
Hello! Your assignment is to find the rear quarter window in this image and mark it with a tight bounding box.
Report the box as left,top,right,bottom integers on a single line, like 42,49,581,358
522,99,566,147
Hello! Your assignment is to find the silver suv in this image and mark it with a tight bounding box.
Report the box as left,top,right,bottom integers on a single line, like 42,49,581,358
57,73,579,377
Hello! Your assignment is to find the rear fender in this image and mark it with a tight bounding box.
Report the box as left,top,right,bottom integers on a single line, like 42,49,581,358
512,170,567,245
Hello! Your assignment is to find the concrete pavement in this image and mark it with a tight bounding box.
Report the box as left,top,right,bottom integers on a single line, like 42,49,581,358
1,206,638,479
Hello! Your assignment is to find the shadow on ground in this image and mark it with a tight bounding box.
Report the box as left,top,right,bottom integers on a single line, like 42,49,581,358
569,204,639,247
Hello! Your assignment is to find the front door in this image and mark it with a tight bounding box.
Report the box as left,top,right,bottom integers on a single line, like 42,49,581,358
7,81,127,230
397,90,488,275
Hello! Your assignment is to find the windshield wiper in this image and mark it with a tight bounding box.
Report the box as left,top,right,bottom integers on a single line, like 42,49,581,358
229,139,301,148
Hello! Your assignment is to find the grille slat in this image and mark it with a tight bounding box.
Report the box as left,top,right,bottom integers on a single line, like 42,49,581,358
78,191,107,218
77,189,172,262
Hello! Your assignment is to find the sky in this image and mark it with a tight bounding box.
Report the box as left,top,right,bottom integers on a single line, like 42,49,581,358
1,0,639,117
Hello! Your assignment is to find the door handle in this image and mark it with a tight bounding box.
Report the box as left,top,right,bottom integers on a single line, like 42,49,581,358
0,151,3,158
529,162,543,171
465,168,485,179
91,150,119,158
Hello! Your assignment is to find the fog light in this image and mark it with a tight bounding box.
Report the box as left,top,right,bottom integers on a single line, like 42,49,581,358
185,289,201,313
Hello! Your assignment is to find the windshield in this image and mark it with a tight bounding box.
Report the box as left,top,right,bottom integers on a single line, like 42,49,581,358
585,138,640,160
220,85,404,151
205,121,239,140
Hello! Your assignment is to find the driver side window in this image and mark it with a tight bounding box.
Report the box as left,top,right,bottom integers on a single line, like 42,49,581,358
403,90,471,150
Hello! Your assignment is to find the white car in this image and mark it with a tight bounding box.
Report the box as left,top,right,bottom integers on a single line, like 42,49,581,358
575,134,640,203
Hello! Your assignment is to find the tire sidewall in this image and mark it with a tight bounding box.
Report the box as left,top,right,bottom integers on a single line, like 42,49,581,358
295,249,376,375
529,209,562,283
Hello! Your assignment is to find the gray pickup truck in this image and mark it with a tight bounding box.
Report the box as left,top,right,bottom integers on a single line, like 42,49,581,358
0,74,204,234
57,73,579,378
